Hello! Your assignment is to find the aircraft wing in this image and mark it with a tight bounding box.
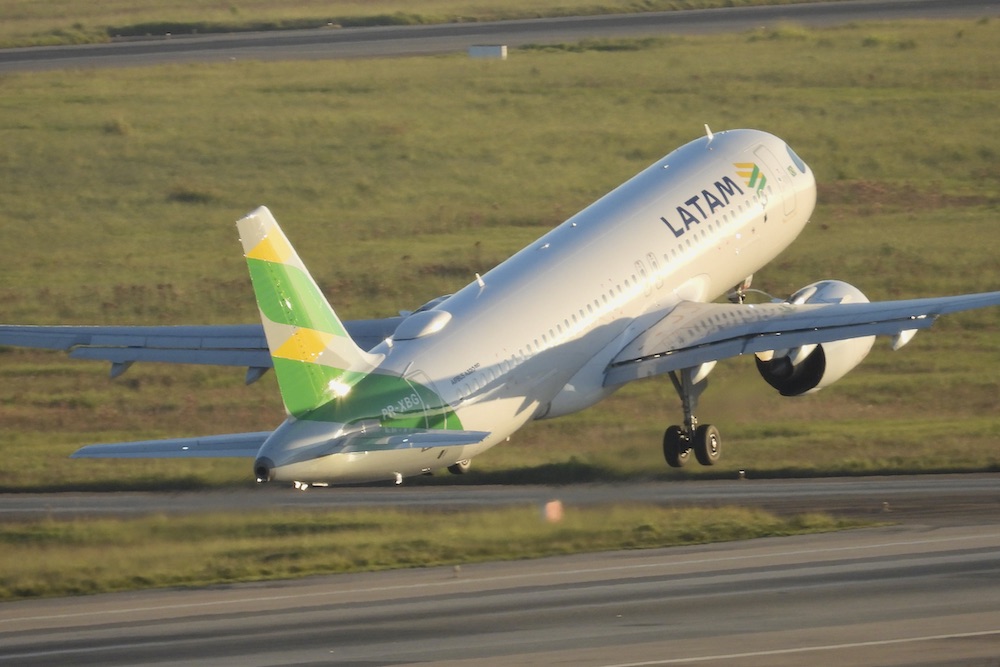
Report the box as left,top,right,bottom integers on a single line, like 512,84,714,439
71,431,271,459
605,291,1000,386
0,318,402,381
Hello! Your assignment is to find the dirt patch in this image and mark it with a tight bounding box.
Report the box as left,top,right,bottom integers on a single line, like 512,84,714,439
818,180,994,214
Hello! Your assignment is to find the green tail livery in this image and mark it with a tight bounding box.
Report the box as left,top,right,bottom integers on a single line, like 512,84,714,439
237,207,482,484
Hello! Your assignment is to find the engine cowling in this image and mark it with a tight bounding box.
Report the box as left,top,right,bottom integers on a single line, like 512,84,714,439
755,280,876,396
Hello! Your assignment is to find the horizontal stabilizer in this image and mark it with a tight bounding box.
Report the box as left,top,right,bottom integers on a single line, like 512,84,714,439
333,428,490,455
71,431,271,459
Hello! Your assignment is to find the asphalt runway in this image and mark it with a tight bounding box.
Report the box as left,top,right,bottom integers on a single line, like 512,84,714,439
2,475,1000,665
2,512,999,666
1,0,997,72
3,474,1000,521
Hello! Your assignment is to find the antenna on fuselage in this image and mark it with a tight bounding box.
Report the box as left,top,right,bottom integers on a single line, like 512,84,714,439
704,124,714,145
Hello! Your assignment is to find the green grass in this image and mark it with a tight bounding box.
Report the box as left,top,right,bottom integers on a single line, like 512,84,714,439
0,0,844,47
0,505,860,600
0,19,998,492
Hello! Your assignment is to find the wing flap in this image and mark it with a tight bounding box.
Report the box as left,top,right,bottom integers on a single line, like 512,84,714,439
0,318,402,372
605,291,1000,386
68,346,270,368
71,431,271,459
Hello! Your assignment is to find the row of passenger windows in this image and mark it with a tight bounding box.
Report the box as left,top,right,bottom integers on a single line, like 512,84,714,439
458,189,769,398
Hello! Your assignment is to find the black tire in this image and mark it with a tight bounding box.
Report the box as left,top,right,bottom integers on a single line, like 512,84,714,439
694,424,721,466
663,426,690,468
448,459,472,475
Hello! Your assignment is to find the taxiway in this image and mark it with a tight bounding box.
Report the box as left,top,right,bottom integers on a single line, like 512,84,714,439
1,0,996,72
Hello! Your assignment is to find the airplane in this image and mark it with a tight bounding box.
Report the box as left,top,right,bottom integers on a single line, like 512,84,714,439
2,127,998,488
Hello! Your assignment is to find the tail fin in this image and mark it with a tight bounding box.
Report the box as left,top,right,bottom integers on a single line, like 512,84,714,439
237,206,379,417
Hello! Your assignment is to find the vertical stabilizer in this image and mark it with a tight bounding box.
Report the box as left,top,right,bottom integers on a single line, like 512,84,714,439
237,206,379,417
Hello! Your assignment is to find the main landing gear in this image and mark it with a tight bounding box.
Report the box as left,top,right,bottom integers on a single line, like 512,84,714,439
662,365,721,468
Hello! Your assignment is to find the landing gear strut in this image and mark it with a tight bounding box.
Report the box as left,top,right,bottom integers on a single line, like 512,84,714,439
728,275,754,305
662,366,722,468
663,278,750,468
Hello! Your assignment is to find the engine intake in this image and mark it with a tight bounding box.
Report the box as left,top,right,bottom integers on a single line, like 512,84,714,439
755,280,875,396
756,344,828,396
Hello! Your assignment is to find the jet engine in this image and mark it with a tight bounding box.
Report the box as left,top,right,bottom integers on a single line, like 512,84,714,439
755,280,875,396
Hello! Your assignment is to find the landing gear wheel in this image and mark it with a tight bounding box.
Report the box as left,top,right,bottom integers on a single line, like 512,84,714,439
693,424,721,466
663,426,690,468
448,459,472,475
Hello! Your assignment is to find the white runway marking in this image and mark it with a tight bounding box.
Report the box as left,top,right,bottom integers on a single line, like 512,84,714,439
601,629,1000,666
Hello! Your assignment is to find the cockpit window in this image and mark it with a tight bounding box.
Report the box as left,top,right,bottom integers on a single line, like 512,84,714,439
786,144,808,174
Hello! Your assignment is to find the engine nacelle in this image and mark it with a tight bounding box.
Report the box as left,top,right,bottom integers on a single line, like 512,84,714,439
755,280,876,396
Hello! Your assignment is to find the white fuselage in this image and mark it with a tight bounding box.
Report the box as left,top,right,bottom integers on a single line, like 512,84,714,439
264,129,817,483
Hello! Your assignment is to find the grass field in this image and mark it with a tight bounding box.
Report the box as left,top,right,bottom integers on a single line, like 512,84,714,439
0,505,858,600
0,18,998,495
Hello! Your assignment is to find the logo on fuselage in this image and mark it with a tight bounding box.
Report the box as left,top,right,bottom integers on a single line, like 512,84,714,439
734,162,767,192
659,170,747,239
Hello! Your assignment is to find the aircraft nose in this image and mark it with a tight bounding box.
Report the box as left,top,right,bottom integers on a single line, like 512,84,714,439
254,457,274,483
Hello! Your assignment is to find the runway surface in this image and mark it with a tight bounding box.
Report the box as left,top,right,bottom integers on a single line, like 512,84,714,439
2,516,998,665
4,474,1000,520
2,475,1000,665
1,0,997,72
